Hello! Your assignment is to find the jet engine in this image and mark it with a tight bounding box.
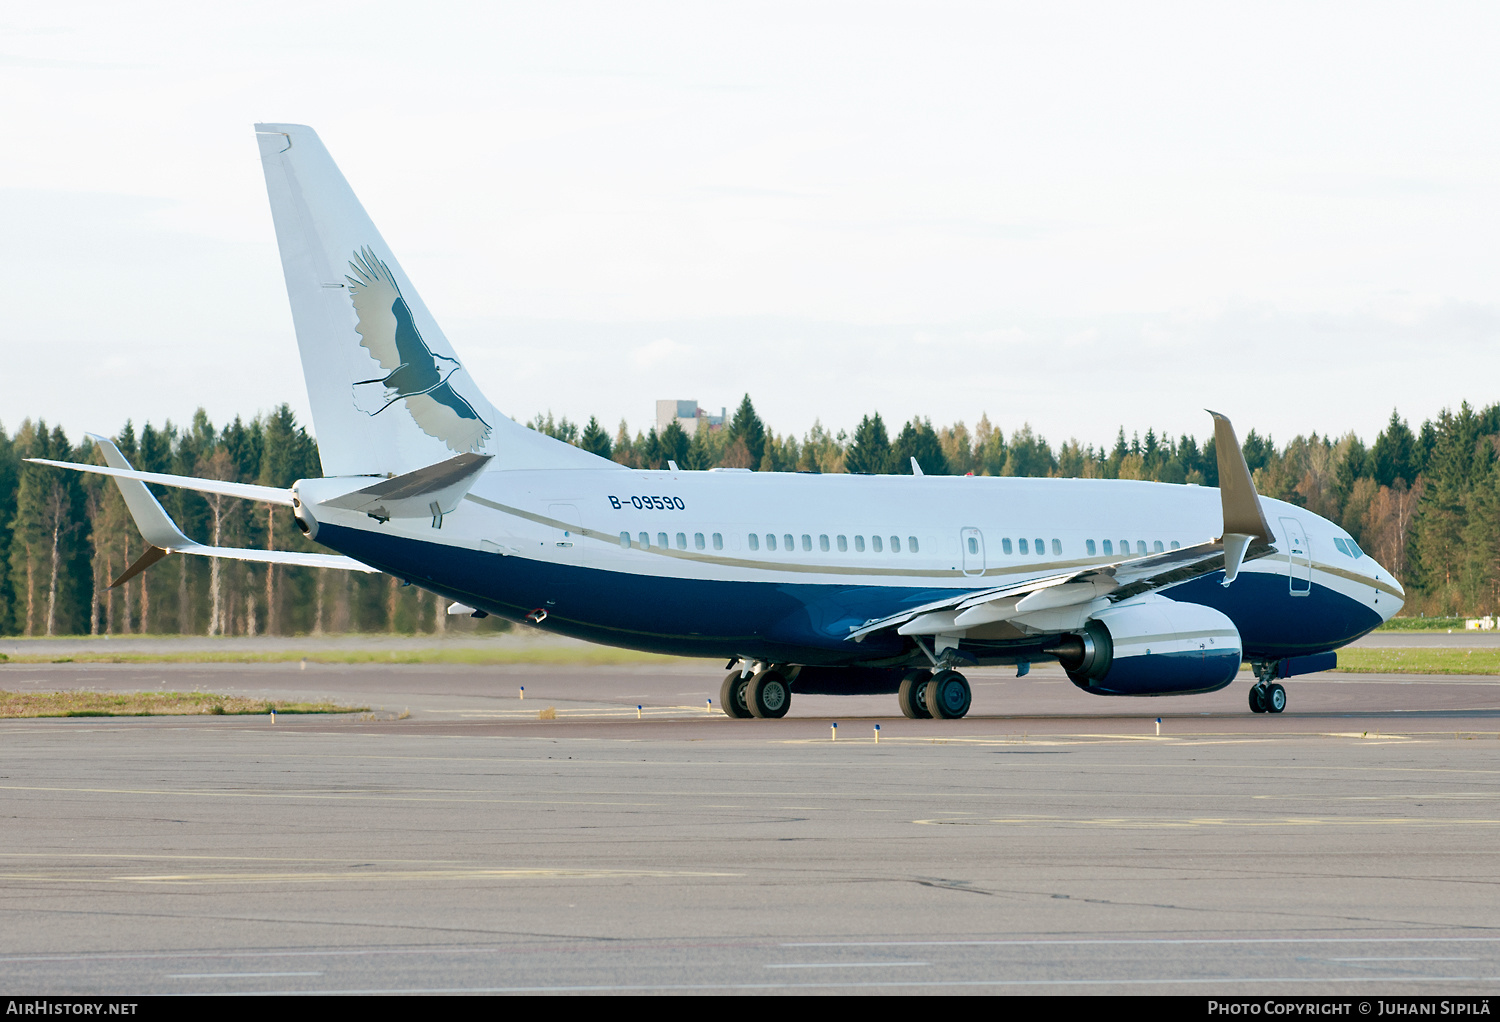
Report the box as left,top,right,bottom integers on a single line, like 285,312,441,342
1047,597,1242,696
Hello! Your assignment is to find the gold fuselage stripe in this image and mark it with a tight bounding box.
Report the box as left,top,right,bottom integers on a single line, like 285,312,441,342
462,493,1400,596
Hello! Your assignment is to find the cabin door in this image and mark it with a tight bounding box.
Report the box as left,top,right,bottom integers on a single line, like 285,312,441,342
961,527,986,577
1280,517,1311,596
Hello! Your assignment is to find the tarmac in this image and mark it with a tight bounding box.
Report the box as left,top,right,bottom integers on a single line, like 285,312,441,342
2,654,1500,995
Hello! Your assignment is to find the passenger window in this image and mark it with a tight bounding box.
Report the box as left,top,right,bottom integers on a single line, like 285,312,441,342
1034,538,1044,555
1052,538,1062,555
967,537,979,555
872,535,884,553
890,536,901,553
639,532,650,548
799,534,811,552
766,534,777,551
1153,540,1163,553
1102,539,1112,555
1001,538,1013,555
1086,539,1096,556
1120,539,1129,555
713,533,723,550
909,536,919,553
658,532,669,549
620,531,631,548
748,533,759,551
1137,541,1147,555
837,535,848,552
785,534,795,552
819,535,830,552
676,532,687,550
1018,538,1029,554
855,535,866,552
1170,540,1180,550
694,533,705,550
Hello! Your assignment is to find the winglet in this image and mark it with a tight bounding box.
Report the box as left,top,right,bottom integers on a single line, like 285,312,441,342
1206,411,1274,585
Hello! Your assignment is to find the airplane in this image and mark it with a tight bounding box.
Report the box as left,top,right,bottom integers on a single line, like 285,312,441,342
31,123,1406,721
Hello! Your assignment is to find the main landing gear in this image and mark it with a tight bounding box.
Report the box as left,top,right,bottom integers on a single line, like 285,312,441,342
720,663,973,720
1248,662,1287,714
898,668,972,719
720,666,790,719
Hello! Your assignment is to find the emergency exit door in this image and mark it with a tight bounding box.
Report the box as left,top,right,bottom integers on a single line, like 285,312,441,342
961,528,985,577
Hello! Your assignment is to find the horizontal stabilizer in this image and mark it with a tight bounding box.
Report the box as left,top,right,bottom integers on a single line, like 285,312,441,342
28,457,295,507
318,452,491,521
33,438,373,578
111,545,169,589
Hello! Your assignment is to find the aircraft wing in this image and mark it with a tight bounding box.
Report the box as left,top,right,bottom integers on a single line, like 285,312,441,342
847,536,1274,640
848,409,1278,642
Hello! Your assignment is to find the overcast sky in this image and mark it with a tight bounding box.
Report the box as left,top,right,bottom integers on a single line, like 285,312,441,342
4,1,1498,453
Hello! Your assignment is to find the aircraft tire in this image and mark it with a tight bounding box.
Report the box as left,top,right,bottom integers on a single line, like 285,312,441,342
720,671,752,719
746,669,791,719
925,669,972,719
898,670,933,719
1248,686,1267,713
1266,683,1286,714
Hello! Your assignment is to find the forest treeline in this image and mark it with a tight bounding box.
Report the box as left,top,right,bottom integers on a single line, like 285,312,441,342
0,395,1493,636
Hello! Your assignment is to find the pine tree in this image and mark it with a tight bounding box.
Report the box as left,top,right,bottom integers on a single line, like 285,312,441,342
890,418,947,475
579,416,612,459
844,414,892,475
1373,410,1420,489
726,395,766,469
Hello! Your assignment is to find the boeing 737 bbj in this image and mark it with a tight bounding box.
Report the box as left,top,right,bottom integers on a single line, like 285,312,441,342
33,124,1405,720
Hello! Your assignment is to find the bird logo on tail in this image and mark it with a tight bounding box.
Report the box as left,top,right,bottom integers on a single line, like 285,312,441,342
345,246,492,454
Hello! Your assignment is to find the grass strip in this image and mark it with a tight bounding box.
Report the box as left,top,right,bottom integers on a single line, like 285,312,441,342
0,648,697,666
1376,617,1469,631
1333,648,1500,676
0,691,366,718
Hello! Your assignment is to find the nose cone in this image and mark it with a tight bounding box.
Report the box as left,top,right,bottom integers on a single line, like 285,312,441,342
1370,557,1405,621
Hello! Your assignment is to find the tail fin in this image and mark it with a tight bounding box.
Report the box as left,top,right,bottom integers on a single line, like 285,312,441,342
254,123,614,476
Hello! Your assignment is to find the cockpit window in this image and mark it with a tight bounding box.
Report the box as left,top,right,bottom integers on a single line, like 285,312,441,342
1344,538,1363,559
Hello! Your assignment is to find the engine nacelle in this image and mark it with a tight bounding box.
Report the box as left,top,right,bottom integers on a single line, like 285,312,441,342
1050,598,1242,696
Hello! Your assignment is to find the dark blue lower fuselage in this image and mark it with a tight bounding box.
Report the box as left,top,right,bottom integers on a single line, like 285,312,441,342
319,523,1383,667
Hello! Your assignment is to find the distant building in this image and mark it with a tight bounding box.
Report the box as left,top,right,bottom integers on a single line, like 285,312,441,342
656,400,726,437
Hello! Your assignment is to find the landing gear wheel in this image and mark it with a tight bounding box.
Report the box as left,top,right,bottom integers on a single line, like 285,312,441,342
1248,685,1267,713
720,670,752,719
925,669,972,719
1265,683,1286,714
898,670,933,719
746,669,791,719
